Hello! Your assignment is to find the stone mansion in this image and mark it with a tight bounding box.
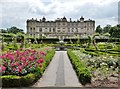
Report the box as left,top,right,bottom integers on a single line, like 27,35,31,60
26,16,95,40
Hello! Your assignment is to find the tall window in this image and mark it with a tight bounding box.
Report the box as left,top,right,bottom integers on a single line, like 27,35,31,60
33,28,35,32
49,28,51,32
53,28,55,32
39,28,42,32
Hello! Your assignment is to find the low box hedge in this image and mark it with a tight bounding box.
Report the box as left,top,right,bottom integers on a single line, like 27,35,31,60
67,49,92,85
2,73,35,87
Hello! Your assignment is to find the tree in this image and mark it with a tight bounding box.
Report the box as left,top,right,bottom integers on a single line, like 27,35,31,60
109,25,120,38
96,25,102,34
0,29,7,33
7,26,24,34
103,25,111,34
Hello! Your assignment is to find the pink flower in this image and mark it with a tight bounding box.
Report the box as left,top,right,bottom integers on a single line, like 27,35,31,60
40,64,42,68
18,66,22,72
12,62,19,66
0,55,5,59
12,68,17,71
28,56,34,61
40,52,46,56
36,58,44,64
21,57,26,62
2,65,6,71
0,65,6,72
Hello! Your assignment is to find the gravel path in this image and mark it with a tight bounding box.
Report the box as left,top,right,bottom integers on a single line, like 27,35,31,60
32,51,82,87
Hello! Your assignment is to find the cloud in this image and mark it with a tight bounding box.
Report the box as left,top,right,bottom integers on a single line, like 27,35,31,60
0,0,119,32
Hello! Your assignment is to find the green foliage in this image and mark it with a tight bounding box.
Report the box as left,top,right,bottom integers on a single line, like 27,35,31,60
7,26,24,34
109,25,120,38
78,68,91,85
73,50,119,82
2,73,35,87
2,75,21,87
103,25,111,34
95,25,102,34
43,49,55,70
67,49,91,85
21,73,35,86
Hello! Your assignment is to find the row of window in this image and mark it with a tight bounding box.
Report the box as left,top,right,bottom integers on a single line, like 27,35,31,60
29,22,94,26
29,27,93,33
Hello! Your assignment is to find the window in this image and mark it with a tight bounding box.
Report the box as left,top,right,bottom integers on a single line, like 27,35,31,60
49,28,51,32
68,29,70,32
39,28,42,32
63,23,65,25
53,28,55,32
76,29,78,32
58,30,60,32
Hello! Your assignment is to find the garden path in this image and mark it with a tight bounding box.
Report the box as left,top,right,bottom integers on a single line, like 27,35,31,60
32,51,82,87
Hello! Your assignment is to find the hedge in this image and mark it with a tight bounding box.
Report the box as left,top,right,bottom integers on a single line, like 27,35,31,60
67,49,92,85
2,49,55,87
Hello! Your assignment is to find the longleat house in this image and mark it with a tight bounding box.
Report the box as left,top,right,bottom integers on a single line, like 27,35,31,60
26,16,95,40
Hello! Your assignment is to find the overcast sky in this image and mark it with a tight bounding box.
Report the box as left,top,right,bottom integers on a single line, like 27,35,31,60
0,0,119,32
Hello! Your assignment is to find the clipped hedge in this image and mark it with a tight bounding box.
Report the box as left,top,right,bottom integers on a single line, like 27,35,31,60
2,73,35,87
67,49,92,85
2,49,55,87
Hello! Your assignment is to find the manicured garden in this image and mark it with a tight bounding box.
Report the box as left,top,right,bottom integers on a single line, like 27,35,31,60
67,42,119,87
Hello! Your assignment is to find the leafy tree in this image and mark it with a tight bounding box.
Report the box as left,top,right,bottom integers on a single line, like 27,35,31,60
7,26,24,34
0,29,7,33
109,25,120,38
96,25,102,34
103,25,111,34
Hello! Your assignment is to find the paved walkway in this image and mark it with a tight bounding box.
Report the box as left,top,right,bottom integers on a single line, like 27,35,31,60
32,51,82,87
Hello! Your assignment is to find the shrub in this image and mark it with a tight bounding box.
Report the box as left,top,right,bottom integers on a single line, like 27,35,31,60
78,68,91,85
2,73,35,87
67,49,92,85
2,75,21,87
21,73,35,86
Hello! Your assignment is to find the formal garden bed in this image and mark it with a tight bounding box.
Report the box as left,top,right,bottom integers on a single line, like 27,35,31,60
0,47,55,87
68,43,120,87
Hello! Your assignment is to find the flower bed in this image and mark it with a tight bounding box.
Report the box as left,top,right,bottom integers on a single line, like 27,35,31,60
1,48,55,87
72,50,119,87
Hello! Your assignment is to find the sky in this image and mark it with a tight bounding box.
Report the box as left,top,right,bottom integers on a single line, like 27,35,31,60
0,0,119,33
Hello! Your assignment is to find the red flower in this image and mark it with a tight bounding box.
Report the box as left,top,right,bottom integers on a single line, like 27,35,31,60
21,57,26,62
18,66,22,72
40,64,42,68
19,48,23,51
40,52,46,56
28,56,34,61
12,62,19,66
36,58,44,64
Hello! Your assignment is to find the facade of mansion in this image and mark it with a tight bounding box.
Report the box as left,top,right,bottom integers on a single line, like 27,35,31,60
26,16,95,40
